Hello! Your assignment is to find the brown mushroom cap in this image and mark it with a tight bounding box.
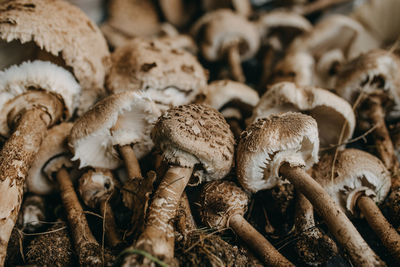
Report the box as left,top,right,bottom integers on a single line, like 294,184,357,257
249,82,355,148
313,149,391,217
69,91,161,169
151,104,235,183
237,112,319,193
106,38,207,108
0,60,81,136
191,9,260,62
0,0,110,113
199,180,249,229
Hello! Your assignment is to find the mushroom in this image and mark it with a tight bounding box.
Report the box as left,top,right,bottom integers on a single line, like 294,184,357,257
158,0,198,28
202,0,252,17
237,112,384,266
199,180,295,266
17,194,46,234
313,148,400,262
0,61,80,265
122,104,235,265
191,9,260,82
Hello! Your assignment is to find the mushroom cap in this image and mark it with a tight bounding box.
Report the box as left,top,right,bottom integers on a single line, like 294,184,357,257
0,0,110,113
69,91,161,169
106,38,208,108
78,169,115,209
27,122,74,195
237,112,319,193
335,49,400,119
199,180,249,229
151,104,235,183
313,149,391,217
0,60,81,136
191,9,260,61
249,82,355,149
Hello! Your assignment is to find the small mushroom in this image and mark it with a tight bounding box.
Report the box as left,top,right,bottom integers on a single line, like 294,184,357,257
314,149,400,262
191,9,260,82
17,194,46,234
199,180,295,266
237,112,384,266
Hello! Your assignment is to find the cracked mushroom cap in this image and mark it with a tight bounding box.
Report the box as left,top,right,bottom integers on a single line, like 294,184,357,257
27,122,74,195
0,60,81,136
69,91,161,169
151,104,235,183
106,38,207,108
237,112,319,193
249,82,355,148
191,9,260,62
199,180,249,229
313,149,391,217
0,0,110,113
335,49,400,119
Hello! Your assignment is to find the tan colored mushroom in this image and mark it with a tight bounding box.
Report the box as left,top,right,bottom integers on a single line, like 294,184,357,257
0,61,80,265
122,104,235,265
200,180,295,266
202,0,252,17
191,9,260,82
17,194,46,234
0,0,110,113
314,149,400,262
237,112,384,266
159,0,198,28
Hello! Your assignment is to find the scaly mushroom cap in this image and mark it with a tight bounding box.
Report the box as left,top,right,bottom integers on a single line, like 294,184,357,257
237,112,319,193
78,169,115,209
27,122,74,195
151,104,235,182
191,9,260,61
335,49,400,119
69,91,161,169
0,60,81,136
199,180,249,229
106,38,207,108
0,0,110,113
313,149,391,217
249,82,355,148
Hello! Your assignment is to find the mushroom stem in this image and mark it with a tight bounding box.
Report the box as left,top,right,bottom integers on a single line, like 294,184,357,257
227,43,245,83
279,163,385,266
119,144,143,179
228,213,295,267
227,119,243,140
56,167,102,267
0,108,52,265
357,195,400,262
99,200,122,248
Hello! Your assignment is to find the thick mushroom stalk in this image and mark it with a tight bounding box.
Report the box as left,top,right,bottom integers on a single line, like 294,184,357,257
200,180,294,267
122,104,235,265
314,149,400,262
237,112,384,266
79,169,122,248
0,61,80,265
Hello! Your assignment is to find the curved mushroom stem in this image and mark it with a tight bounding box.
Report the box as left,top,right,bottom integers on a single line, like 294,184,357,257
119,144,143,180
228,214,295,267
57,167,102,267
99,200,123,249
294,193,338,265
227,118,243,141
227,43,245,83
279,163,385,266
357,195,400,263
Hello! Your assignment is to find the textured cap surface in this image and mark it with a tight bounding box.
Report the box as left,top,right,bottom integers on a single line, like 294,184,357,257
151,104,235,182
237,112,319,193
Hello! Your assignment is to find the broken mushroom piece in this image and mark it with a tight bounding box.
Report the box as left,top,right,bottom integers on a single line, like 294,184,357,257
314,149,400,262
122,104,235,265
200,180,294,266
191,9,260,82
0,61,80,265
237,112,384,266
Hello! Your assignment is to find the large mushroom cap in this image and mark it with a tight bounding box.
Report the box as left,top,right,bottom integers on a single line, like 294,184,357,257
237,112,319,193
151,104,235,182
191,9,260,62
0,60,81,136
69,91,161,169
249,82,355,149
199,180,249,229
0,0,110,113
106,38,208,108
313,149,391,217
